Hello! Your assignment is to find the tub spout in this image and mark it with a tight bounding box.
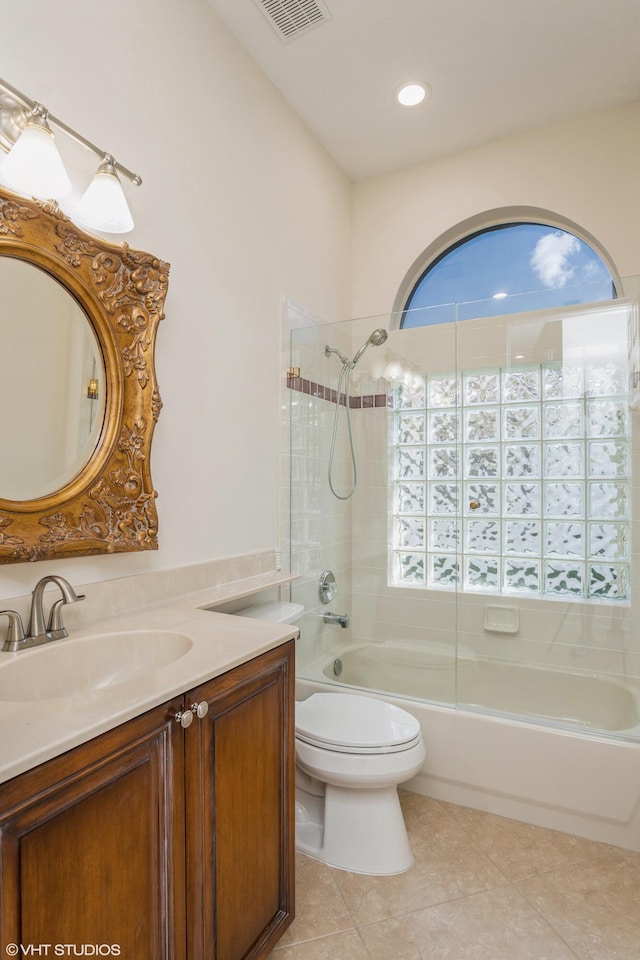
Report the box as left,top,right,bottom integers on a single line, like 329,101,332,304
323,611,350,628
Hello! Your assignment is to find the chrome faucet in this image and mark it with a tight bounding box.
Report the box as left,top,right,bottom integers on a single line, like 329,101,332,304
1,575,85,652
323,611,350,628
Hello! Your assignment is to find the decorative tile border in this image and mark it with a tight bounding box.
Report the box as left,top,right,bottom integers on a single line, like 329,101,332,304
287,373,388,408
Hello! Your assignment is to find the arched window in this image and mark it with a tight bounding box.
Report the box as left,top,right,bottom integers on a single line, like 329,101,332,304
401,222,616,328
390,218,629,602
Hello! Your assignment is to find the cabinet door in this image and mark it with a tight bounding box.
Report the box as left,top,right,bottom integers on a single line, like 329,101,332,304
0,698,186,960
186,641,295,960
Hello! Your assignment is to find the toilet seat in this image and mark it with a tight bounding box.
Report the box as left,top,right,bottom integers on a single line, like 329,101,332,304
295,692,422,755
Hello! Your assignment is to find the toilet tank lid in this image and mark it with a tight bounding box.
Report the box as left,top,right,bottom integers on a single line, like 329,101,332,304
234,600,304,624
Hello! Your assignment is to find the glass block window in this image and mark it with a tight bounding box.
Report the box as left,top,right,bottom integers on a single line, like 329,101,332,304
391,360,630,602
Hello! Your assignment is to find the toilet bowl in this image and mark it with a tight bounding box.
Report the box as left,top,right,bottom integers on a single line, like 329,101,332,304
295,692,425,875
232,600,426,875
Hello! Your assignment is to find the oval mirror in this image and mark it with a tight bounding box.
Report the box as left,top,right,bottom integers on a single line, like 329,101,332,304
0,186,168,564
0,256,106,501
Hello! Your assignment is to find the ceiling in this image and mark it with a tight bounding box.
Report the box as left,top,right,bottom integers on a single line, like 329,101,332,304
207,0,640,181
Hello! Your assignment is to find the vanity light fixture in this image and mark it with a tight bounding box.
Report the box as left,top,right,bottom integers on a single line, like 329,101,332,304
1,108,72,200
0,77,141,233
75,155,134,234
395,81,431,107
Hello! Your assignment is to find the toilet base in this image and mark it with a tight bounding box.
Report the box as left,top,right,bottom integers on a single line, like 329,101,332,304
295,780,414,875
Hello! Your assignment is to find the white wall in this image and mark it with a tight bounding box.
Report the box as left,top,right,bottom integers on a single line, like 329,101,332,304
0,0,351,599
286,102,640,673
342,101,640,683
3,8,639,614
352,101,640,318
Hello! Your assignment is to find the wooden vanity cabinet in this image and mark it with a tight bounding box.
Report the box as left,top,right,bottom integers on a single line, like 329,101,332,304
0,640,295,960
0,691,187,959
185,642,295,960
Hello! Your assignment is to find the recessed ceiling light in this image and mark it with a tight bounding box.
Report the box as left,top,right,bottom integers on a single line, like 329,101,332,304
396,82,430,107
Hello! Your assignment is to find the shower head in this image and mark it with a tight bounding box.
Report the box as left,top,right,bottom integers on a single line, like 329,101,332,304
370,328,389,347
351,328,388,366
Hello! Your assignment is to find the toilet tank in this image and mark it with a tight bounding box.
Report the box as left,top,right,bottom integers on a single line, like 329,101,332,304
234,600,304,625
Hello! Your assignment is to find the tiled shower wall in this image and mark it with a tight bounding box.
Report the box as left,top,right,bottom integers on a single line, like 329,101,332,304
284,298,640,681
282,300,355,666
350,401,640,679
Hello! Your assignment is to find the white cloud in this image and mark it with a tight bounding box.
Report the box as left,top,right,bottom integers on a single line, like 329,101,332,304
530,231,580,289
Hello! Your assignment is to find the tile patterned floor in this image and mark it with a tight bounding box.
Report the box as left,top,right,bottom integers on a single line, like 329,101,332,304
274,791,640,959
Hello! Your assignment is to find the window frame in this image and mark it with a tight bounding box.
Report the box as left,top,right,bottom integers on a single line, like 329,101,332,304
391,208,621,329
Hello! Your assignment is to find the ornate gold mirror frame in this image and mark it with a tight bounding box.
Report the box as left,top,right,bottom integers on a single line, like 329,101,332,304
0,186,169,563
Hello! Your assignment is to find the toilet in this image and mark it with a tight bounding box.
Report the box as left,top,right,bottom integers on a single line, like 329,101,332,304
233,599,426,876
295,691,425,875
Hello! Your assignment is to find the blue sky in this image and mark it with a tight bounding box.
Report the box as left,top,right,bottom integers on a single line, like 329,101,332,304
402,224,615,327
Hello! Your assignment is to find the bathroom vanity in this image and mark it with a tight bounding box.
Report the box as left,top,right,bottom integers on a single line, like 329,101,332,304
0,182,296,956
0,590,296,960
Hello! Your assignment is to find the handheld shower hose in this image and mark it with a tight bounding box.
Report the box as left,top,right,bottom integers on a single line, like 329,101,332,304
325,328,387,500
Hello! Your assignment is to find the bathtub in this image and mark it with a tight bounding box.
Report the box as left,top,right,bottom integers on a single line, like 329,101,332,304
317,641,640,732
297,641,640,852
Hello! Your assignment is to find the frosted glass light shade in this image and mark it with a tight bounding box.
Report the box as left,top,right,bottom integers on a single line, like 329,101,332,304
2,122,72,200
76,163,134,233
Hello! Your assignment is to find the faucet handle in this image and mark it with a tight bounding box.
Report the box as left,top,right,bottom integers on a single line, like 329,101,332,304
0,610,26,651
47,592,86,640
47,598,68,638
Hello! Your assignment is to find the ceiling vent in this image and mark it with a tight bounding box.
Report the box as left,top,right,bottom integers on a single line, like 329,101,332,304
255,0,331,42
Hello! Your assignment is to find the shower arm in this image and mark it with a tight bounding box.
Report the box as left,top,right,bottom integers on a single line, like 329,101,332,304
324,345,351,366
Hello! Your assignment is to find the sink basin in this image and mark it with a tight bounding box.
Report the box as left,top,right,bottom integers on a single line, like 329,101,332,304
0,630,193,701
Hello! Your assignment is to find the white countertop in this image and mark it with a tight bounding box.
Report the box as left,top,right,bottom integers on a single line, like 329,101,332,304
0,582,298,785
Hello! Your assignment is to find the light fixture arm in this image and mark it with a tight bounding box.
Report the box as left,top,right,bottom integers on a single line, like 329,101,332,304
0,77,142,186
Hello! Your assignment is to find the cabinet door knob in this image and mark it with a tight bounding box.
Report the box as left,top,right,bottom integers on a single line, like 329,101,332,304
175,710,194,729
191,701,209,719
